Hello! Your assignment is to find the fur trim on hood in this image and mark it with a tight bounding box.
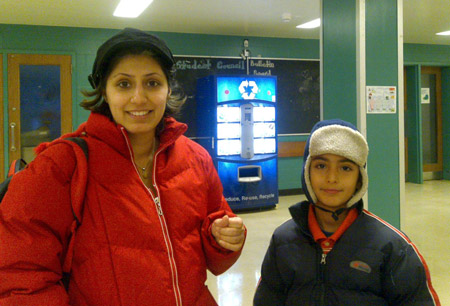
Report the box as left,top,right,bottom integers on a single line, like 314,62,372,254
301,119,369,208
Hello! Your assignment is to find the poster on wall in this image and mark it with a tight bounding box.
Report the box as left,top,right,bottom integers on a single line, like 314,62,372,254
366,86,397,114
173,56,320,136
421,88,430,104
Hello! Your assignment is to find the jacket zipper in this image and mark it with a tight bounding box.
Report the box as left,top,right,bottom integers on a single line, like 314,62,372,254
121,128,183,306
154,196,163,216
317,249,327,305
320,253,327,265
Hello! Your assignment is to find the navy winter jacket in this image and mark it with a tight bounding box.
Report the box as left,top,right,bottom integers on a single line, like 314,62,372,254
254,201,440,306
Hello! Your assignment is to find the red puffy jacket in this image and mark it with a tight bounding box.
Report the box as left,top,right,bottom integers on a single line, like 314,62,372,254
0,113,244,305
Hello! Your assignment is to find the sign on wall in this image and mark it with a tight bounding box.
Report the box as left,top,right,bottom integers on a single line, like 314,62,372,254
366,86,397,114
174,56,320,136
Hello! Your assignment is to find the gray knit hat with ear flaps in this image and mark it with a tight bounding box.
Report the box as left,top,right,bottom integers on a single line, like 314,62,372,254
301,119,369,209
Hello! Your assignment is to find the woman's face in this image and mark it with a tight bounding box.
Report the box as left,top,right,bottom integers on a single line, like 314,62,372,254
105,54,169,138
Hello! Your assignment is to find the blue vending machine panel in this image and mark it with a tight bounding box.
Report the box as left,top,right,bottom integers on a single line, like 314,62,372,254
216,76,276,103
196,75,278,211
218,158,278,209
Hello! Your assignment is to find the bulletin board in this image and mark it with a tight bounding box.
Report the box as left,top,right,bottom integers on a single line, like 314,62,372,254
173,56,320,137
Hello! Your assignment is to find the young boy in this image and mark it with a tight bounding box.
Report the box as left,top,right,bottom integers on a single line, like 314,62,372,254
253,119,440,305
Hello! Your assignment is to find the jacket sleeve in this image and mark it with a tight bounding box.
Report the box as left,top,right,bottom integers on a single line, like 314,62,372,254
199,153,246,276
382,240,440,305
253,235,287,306
0,145,78,306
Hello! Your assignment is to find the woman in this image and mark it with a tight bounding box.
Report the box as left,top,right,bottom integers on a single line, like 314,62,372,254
0,28,246,306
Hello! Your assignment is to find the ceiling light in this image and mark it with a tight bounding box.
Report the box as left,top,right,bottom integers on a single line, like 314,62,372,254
113,0,154,18
436,31,450,36
296,18,321,29
282,13,292,23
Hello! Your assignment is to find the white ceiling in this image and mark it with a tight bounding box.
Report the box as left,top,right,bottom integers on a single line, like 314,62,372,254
0,0,449,45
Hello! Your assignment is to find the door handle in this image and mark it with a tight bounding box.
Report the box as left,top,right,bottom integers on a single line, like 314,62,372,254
10,122,17,152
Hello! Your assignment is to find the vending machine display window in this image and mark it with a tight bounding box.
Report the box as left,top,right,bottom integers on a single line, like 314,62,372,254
253,106,276,122
254,138,276,154
217,139,241,156
217,106,241,123
217,123,241,139
253,122,276,138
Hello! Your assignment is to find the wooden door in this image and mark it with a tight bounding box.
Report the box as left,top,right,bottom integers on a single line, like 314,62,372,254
7,54,72,163
421,66,443,173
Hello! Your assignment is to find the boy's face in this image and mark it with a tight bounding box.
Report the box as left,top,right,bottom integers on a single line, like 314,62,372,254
310,153,361,211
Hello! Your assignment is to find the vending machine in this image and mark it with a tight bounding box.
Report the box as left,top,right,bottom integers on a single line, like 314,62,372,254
196,75,278,210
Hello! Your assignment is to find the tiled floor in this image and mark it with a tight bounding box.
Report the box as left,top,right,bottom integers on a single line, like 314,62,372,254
205,180,450,305
402,180,450,306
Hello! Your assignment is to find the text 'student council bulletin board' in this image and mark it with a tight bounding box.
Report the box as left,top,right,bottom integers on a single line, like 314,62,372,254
174,56,320,137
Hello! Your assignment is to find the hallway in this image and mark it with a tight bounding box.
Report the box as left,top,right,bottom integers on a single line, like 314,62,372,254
206,180,450,305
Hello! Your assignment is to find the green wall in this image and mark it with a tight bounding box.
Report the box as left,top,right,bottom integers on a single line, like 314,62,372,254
404,44,450,182
405,65,423,183
442,68,450,180
0,24,317,188
365,0,400,224
321,0,357,122
1,24,449,190
321,0,402,225
404,43,450,66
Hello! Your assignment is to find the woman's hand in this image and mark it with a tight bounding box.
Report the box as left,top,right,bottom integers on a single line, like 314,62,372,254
211,215,245,252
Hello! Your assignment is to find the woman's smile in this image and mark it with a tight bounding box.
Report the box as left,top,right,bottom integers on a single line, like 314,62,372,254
127,110,153,118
